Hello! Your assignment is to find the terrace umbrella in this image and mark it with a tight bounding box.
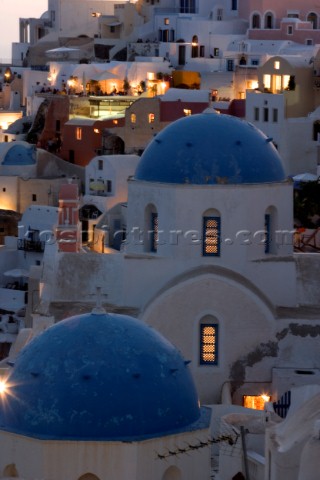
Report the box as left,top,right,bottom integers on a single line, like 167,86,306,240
292,173,318,182
4,268,30,278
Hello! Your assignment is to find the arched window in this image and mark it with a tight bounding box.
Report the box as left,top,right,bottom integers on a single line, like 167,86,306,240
264,12,274,29
199,315,219,366
307,12,318,29
252,13,261,29
202,209,221,257
3,464,19,477
144,204,158,252
162,466,182,480
191,35,199,58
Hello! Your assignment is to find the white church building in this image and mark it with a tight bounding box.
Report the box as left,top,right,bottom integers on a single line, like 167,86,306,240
35,110,320,408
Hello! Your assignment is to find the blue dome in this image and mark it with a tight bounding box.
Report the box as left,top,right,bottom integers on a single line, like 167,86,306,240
135,113,285,184
2,144,36,165
0,312,200,440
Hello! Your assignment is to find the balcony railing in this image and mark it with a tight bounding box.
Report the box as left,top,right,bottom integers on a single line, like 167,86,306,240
17,238,45,252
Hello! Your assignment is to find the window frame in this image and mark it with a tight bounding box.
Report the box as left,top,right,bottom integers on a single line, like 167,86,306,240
202,216,221,257
200,323,219,366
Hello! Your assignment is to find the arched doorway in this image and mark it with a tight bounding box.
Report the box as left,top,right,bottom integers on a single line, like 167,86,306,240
103,135,124,155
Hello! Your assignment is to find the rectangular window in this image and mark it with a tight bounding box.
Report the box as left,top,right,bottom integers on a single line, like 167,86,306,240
32,194,37,202
106,180,112,193
148,113,155,123
272,108,278,123
183,109,192,116
151,213,158,252
76,127,82,140
231,0,237,10
200,324,219,365
130,113,136,124
164,17,169,25
98,159,103,170
227,59,234,71
251,59,259,66
203,216,220,256
214,47,220,57
287,25,293,35
199,45,205,57
263,108,269,122
274,61,280,70
254,107,259,121
274,75,281,93
263,74,271,90
217,8,223,20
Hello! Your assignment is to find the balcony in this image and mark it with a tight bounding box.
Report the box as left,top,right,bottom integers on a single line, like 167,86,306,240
17,238,45,252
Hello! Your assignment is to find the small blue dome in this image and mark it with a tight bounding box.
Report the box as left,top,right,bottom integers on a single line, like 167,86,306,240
0,312,200,440
2,144,36,165
135,113,285,184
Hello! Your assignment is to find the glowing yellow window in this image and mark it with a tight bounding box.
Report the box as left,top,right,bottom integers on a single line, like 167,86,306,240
148,113,155,123
76,127,82,140
200,324,218,365
131,113,136,124
184,109,192,116
274,61,280,70
243,394,271,410
263,74,271,90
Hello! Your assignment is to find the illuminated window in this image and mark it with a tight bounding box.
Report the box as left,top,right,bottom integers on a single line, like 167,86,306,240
183,109,192,116
203,216,220,256
164,17,169,25
148,113,155,123
131,113,136,124
274,61,280,70
94,128,100,134
76,127,82,140
275,75,282,92
151,212,158,252
113,119,118,125
263,74,271,89
283,74,290,89
243,394,271,410
200,323,218,365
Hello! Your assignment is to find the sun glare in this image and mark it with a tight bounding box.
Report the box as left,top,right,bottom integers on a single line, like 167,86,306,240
0,380,8,395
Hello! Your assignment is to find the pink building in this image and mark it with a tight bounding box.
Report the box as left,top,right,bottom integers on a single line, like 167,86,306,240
239,1,320,45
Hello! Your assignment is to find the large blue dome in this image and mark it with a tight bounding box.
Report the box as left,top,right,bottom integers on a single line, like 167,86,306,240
135,112,285,184
0,312,200,440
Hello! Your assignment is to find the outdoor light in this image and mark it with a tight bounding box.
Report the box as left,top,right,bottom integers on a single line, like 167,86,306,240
0,379,8,395
91,12,102,17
